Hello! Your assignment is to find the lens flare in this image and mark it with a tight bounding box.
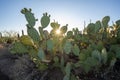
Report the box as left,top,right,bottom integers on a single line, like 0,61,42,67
56,29,61,35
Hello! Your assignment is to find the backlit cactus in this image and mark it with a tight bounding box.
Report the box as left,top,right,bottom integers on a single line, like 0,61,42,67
39,27,49,40
20,35,34,46
116,20,120,26
51,21,60,29
73,28,79,35
95,20,101,33
43,30,49,40
60,24,68,34
102,16,110,28
87,23,95,34
10,8,120,78
41,13,50,28
27,27,40,43
67,31,73,38
21,8,37,27
39,27,44,40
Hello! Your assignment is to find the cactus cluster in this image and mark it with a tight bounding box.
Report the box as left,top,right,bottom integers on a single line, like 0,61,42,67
10,8,120,79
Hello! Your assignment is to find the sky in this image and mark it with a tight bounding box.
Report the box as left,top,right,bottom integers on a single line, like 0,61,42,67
0,0,120,35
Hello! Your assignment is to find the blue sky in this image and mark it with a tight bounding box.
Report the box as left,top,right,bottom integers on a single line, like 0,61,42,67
0,0,120,35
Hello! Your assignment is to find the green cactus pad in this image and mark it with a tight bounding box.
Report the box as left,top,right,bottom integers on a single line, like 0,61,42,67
101,48,107,64
67,31,73,38
10,42,28,54
47,39,54,51
39,27,44,40
95,20,101,32
60,24,68,34
38,48,45,61
91,50,101,62
83,57,98,73
63,41,72,54
102,16,110,28
21,8,37,27
63,63,71,80
116,20,120,26
72,44,80,56
20,35,34,46
43,30,49,39
41,13,50,28
51,22,60,29
27,27,40,43
87,23,95,34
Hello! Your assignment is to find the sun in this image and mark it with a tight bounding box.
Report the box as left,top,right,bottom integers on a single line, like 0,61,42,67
56,29,61,35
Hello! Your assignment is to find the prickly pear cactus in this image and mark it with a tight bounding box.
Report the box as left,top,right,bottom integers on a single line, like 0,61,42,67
101,48,107,64
39,27,44,40
91,50,101,62
63,41,72,54
72,44,80,56
38,48,45,61
87,23,95,34
67,31,73,38
63,62,71,80
41,13,50,28
60,24,68,34
95,20,101,33
39,27,49,40
20,35,34,46
102,16,110,28
21,8,37,27
51,22,60,29
43,30,49,39
72,28,79,35
10,42,28,54
11,8,120,78
47,39,54,51
27,27,40,43
116,20,120,26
